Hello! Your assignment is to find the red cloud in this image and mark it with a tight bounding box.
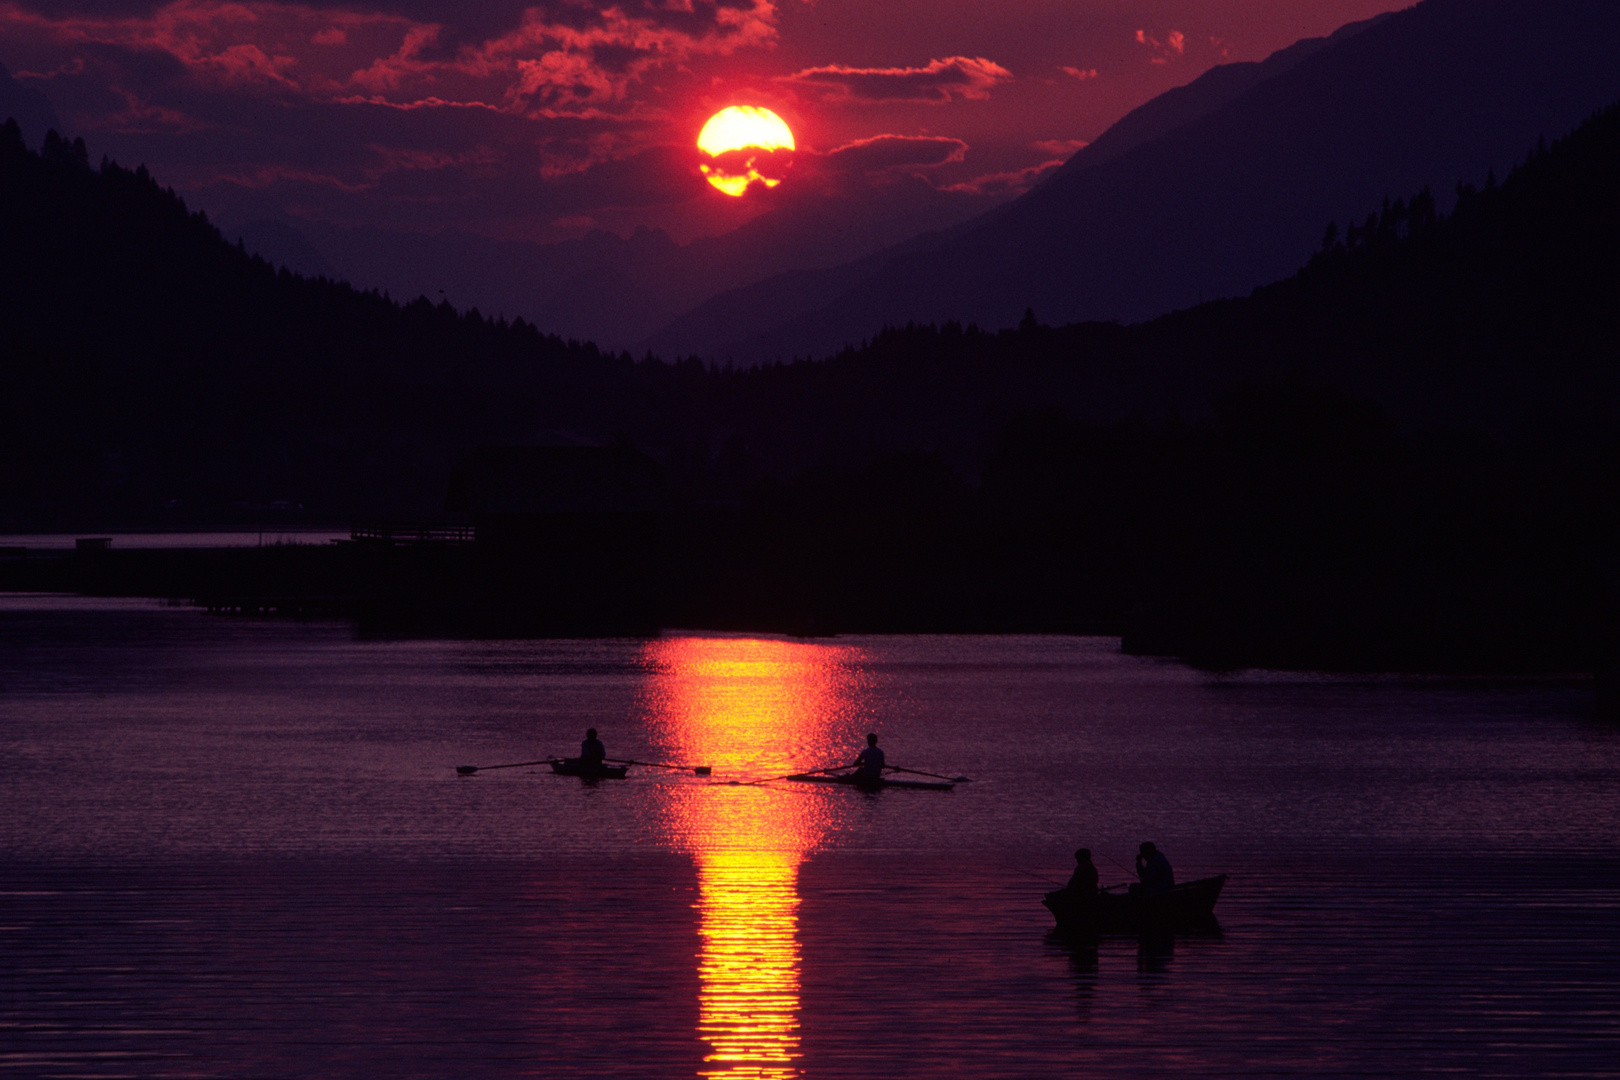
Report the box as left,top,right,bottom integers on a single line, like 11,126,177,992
1135,29,1187,65
350,2,787,112
0,2,422,94
0,0,800,199
0,1,787,112
1032,138,1087,158
0,1,1048,239
1061,66,1098,82
782,56,1012,104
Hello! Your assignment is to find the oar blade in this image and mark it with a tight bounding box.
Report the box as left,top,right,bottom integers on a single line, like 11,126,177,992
884,764,970,782
605,757,713,775
456,765,478,775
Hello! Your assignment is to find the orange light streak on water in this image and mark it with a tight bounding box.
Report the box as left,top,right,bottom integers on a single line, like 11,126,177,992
641,637,868,1080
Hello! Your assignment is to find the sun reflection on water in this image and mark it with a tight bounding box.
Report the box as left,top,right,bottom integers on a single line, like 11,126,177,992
641,637,868,1079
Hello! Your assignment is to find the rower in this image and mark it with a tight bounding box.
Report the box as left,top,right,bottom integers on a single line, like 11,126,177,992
1133,841,1174,894
580,728,606,768
852,732,885,781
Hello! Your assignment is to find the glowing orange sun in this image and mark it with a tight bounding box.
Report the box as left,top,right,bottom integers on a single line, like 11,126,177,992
698,106,795,197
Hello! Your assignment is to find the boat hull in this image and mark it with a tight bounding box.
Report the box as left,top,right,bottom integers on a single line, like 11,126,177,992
550,759,629,779
786,772,954,791
1043,874,1226,933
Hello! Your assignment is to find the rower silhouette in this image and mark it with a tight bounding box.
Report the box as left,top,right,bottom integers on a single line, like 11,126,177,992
580,728,606,768
852,732,885,781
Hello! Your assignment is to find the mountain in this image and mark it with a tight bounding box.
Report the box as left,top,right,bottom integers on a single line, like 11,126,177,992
229,218,339,281
656,0,1620,361
231,174,998,351
1046,13,1387,177
641,19,1387,361
5,94,1617,526
0,122,641,527
5,98,1619,667
644,12,1390,361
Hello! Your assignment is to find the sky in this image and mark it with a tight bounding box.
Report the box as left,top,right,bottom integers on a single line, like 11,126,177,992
0,1,1406,244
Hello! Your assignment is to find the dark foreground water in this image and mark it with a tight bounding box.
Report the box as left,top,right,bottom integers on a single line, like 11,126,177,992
2,596,1617,1078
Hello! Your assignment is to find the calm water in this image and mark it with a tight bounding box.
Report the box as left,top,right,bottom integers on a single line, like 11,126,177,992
2,595,1617,1078
0,530,347,550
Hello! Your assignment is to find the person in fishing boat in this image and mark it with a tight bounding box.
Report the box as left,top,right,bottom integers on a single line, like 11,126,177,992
852,732,885,781
1133,841,1174,895
579,728,606,769
1064,848,1100,899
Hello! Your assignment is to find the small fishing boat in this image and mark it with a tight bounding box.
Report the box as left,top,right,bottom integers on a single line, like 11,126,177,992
550,759,629,779
1043,874,1227,933
785,771,954,791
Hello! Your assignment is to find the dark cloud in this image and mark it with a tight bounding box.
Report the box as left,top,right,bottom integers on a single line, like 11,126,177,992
0,0,783,115
943,157,1066,197
1,1,767,45
820,133,967,172
182,107,683,230
547,143,710,210
781,55,1011,104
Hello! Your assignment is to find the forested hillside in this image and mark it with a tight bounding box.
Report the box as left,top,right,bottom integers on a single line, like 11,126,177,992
0,122,651,527
4,105,1618,668
6,102,1619,528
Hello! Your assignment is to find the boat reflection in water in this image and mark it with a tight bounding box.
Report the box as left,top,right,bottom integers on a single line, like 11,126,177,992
641,637,868,1079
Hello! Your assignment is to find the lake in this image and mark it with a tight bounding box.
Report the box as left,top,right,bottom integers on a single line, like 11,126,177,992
0,531,349,551
2,595,1617,1078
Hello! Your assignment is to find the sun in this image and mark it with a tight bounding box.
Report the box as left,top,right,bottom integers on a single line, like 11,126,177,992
698,106,795,197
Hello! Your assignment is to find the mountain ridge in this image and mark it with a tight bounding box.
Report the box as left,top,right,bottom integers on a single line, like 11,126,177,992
655,0,1620,361
642,11,1389,360
226,171,1001,351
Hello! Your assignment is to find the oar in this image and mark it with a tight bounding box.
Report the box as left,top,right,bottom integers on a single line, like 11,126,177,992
606,757,712,776
885,765,972,783
722,763,848,787
456,758,557,775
